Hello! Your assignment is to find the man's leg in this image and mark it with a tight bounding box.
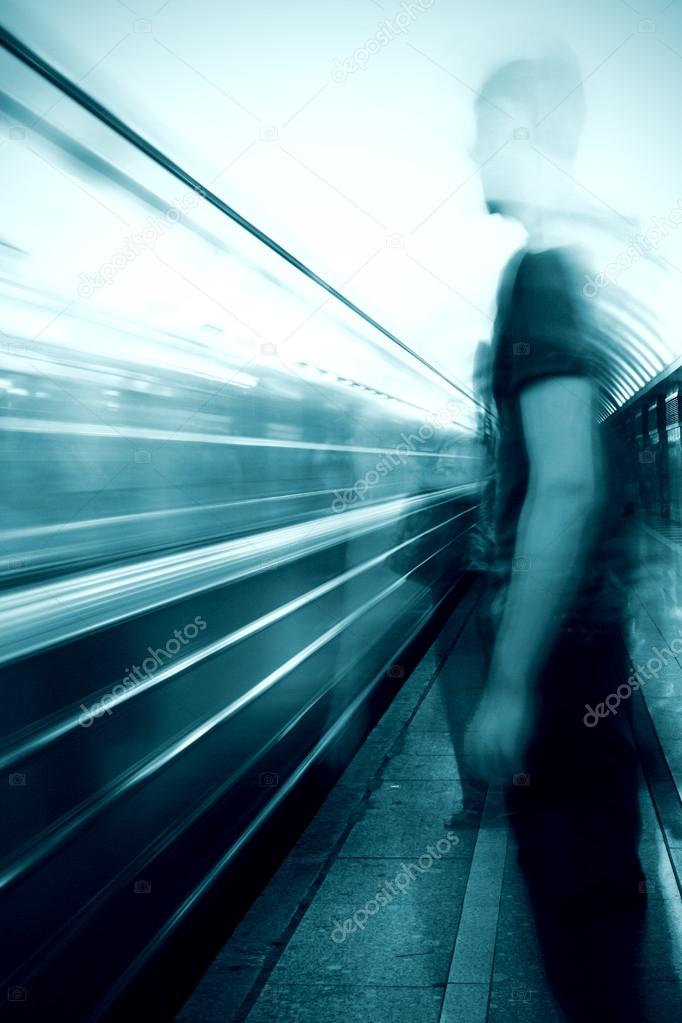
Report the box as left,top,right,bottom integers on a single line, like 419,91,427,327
504,625,648,1021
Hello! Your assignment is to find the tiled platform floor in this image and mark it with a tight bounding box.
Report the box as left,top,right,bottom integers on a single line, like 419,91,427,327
176,531,682,1022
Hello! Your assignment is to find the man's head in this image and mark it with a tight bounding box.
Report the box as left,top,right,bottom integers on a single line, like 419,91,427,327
472,54,586,220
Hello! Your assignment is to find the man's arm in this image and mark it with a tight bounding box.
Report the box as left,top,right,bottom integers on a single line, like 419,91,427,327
468,373,600,776
489,372,599,691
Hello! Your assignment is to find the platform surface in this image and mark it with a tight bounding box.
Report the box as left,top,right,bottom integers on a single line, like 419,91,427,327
177,528,682,1022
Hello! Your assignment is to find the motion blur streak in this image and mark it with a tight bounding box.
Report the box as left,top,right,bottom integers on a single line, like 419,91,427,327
0,27,485,1020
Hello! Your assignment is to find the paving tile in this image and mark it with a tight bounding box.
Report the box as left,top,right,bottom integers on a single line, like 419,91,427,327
363,711,410,748
246,983,444,1023
283,780,367,861
636,898,682,980
660,738,682,795
440,982,489,1023
367,779,466,813
337,740,395,785
268,858,466,987
667,845,682,884
443,791,508,999
339,807,476,859
183,791,404,1019
461,839,508,909
410,700,479,735
637,839,681,900
215,858,324,967
645,700,682,743
447,904,499,985
637,777,662,831
487,981,566,1023
410,709,458,734
646,778,682,848
382,752,469,782
400,732,461,756
437,663,488,693
175,963,262,1023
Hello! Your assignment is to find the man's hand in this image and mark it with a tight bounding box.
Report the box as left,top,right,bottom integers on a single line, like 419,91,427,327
465,680,534,783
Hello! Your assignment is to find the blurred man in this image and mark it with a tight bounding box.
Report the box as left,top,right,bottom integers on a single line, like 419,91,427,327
465,53,648,1022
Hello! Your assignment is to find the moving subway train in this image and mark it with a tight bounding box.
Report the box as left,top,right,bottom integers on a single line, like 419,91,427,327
0,29,487,1020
